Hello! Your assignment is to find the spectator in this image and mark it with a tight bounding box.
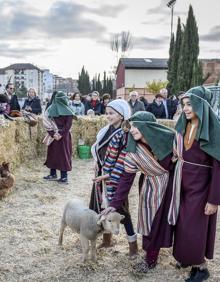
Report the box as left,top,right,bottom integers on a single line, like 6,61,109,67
5,83,20,112
22,88,42,115
0,94,10,116
69,92,85,116
101,93,111,114
128,91,145,114
139,96,148,111
159,88,177,119
147,94,166,119
85,91,102,115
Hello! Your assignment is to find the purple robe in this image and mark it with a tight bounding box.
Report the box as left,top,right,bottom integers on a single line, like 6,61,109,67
44,115,73,171
173,140,220,265
110,153,174,252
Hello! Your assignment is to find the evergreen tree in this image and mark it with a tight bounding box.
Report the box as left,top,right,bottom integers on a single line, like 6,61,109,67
176,5,199,92
191,60,203,86
92,77,96,91
96,74,102,94
78,66,91,95
171,17,183,95
107,77,113,96
103,71,107,93
167,33,175,95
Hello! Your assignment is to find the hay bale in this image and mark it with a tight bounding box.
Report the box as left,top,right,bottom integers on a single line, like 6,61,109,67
157,119,176,129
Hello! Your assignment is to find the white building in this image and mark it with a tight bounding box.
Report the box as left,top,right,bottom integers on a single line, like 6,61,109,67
0,63,43,98
116,58,168,101
42,69,54,100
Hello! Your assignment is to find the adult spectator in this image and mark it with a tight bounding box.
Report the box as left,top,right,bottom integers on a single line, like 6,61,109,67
139,96,148,111
85,91,102,115
160,88,177,119
128,91,145,114
147,94,166,119
22,88,42,115
5,83,20,112
0,94,10,116
69,92,85,116
101,93,111,114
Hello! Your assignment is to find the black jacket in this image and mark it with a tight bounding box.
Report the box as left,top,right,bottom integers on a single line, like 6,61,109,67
22,97,42,115
147,101,166,119
163,99,177,119
8,94,20,112
85,100,102,115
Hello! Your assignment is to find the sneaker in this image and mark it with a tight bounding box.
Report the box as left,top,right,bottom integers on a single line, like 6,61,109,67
185,267,210,282
43,174,57,180
57,178,68,184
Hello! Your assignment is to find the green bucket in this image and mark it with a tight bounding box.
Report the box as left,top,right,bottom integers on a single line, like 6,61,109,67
78,145,91,159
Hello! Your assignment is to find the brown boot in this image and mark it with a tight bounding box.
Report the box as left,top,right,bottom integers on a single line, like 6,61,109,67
129,241,138,257
97,233,113,249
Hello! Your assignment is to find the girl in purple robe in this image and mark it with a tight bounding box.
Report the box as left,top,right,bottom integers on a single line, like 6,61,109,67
44,91,75,184
102,111,175,273
169,86,220,282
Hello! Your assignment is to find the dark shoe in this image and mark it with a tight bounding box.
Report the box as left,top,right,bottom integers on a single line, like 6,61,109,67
97,233,113,249
57,178,68,184
43,174,57,180
128,241,138,257
185,267,210,282
133,260,156,273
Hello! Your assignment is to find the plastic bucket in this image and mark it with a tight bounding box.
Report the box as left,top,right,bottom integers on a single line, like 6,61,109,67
78,145,91,159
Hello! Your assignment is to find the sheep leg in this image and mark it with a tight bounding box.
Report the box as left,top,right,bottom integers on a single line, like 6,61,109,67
90,240,97,262
58,221,66,246
80,235,89,262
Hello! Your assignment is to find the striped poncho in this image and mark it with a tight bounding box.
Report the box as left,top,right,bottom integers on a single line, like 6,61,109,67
124,142,169,236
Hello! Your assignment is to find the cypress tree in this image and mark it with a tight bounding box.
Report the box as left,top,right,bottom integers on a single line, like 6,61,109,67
167,33,175,95
78,66,91,95
96,74,102,94
103,71,107,93
176,5,199,91
171,17,183,95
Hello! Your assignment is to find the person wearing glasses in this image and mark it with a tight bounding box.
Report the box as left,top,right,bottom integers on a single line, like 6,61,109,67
5,83,20,113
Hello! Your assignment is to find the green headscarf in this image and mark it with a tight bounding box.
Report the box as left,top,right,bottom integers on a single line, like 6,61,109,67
187,85,212,104
126,111,175,161
176,89,220,161
47,91,75,118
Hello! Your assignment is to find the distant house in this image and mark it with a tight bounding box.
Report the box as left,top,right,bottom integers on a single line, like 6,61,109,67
0,63,43,97
201,59,220,85
116,58,168,101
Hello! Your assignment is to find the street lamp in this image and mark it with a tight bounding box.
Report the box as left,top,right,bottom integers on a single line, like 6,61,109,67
167,0,177,36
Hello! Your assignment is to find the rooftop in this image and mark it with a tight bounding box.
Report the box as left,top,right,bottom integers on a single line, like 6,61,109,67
119,58,168,70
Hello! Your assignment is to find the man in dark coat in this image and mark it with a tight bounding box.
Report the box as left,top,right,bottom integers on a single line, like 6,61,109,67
160,88,177,119
5,83,20,112
128,91,145,115
147,94,166,119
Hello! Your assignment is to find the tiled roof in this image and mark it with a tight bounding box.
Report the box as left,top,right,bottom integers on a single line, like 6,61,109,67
120,58,168,69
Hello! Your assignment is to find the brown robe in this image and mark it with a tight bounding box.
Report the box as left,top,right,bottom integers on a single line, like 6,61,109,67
173,140,220,265
44,115,73,171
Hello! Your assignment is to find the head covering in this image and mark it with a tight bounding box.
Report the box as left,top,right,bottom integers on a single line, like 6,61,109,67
184,86,212,104
176,92,220,161
0,94,9,103
107,99,131,120
47,91,75,118
126,111,175,160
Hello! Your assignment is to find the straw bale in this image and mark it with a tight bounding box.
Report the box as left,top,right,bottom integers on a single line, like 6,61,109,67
157,119,176,129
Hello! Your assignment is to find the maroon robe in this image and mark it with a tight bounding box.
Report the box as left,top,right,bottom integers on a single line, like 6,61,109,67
44,115,73,171
110,153,174,252
173,140,220,265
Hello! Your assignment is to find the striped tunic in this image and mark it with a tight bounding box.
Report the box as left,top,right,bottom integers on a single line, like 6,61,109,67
125,143,169,236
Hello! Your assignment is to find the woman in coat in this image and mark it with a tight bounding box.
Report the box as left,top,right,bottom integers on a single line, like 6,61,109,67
168,86,220,282
90,99,138,256
22,88,42,115
44,91,75,184
69,92,85,116
102,111,175,272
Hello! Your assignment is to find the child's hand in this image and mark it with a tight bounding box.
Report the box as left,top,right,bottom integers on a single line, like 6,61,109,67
93,174,109,183
204,203,218,215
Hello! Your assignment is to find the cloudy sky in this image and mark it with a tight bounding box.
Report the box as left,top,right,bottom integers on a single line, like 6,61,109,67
0,0,219,78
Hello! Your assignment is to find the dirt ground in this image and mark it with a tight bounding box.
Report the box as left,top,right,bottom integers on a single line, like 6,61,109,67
0,158,219,282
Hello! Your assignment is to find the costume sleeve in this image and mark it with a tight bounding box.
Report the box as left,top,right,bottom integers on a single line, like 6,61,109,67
58,116,73,136
109,153,138,210
207,158,220,205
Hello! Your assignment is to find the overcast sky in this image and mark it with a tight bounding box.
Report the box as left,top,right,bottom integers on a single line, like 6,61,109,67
0,0,219,78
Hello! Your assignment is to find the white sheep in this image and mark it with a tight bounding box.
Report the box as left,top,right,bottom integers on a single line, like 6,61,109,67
58,199,124,262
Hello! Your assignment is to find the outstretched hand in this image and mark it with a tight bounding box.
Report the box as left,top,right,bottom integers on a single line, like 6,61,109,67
101,206,116,215
92,174,109,183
